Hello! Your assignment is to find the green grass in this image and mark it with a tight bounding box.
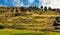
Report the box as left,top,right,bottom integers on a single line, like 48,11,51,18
0,29,60,35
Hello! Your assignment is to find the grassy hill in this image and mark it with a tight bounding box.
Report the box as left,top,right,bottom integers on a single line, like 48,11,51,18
0,6,60,35
0,11,60,31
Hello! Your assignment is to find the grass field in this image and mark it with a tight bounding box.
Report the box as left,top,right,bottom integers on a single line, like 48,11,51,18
0,29,60,35
0,9,60,35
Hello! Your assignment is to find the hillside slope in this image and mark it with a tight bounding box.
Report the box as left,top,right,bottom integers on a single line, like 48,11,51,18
0,11,60,31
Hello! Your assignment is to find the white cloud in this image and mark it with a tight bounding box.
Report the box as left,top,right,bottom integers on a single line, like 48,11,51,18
20,2,24,6
39,0,60,9
13,0,25,7
0,4,7,7
13,0,30,7
39,0,50,4
0,4,3,6
12,0,20,5
47,0,60,9
28,0,34,4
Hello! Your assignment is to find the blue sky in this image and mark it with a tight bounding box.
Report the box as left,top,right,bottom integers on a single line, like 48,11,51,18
0,0,40,7
0,0,60,9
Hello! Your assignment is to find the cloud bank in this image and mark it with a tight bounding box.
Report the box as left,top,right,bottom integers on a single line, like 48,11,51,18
28,0,34,4
40,0,60,9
